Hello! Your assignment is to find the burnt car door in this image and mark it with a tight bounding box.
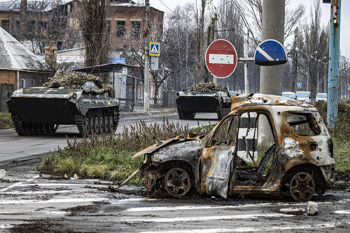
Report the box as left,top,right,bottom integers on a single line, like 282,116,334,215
200,115,239,198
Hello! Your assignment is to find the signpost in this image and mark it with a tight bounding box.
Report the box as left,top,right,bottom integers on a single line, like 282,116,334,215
205,39,238,78
254,39,287,66
297,82,302,89
149,42,160,57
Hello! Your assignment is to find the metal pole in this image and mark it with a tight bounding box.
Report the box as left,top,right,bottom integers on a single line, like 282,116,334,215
144,0,150,111
213,13,218,85
244,30,249,94
327,0,341,128
307,59,310,91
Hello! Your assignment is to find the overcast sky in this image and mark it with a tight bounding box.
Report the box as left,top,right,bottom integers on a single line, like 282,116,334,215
150,0,349,57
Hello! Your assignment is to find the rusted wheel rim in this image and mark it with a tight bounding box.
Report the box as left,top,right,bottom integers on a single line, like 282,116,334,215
290,172,315,202
164,168,191,197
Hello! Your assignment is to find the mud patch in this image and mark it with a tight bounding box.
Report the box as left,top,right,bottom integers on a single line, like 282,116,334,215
66,204,101,216
335,170,350,182
10,219,72,233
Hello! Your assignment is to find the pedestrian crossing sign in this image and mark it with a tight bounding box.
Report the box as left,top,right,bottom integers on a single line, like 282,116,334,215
149,42,160,57
297,82,302,89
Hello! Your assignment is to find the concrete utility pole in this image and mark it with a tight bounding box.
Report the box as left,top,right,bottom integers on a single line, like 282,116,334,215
327,0,341,128
260,0,285,95
144,0,150,111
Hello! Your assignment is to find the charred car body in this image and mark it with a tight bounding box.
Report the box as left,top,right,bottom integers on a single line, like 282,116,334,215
7,72,119,136
176,82,231,120
133,94,335,201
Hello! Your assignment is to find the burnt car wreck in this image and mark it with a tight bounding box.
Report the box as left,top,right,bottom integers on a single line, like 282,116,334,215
133,94,335,201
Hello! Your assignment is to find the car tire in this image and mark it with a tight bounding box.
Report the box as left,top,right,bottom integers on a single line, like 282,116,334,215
164,167,192,197
290,172,315,202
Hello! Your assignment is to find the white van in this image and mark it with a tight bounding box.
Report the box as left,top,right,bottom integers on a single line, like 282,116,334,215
296,91,311,103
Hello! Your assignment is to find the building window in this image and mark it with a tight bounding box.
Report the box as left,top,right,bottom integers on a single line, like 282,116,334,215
57,41,62,50
27,21,36,31
21,79,26,88
1,20,10,32
14,21,20,35
138,87,143,99
116,21,125,37
31,79,35,87
107,20,111,34
131,21,140,38
40,21,48,30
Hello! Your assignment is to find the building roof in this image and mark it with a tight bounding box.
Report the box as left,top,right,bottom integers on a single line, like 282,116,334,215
0,27,51,72
0,0,63,13
73,63,139,74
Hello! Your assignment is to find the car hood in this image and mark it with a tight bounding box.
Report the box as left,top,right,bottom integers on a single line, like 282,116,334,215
132,136,199,160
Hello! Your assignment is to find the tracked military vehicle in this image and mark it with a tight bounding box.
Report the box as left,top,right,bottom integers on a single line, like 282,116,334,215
7,71,119,136
176,82,231,120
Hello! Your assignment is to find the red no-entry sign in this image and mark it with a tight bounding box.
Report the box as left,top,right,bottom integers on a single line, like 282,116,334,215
205,39,238,78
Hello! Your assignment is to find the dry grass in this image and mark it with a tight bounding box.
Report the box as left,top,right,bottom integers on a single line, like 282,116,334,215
39,117,209,183
0,112,12,129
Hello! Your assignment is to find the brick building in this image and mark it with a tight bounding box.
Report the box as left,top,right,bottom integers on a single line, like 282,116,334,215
0,27,52,90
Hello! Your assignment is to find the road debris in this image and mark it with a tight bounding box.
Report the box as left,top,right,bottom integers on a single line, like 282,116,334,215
307,201,318,215
0,169,5,180
280,208,305,215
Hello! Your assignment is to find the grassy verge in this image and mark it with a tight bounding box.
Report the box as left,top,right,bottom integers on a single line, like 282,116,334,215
38,117,209,184
0,112,12,130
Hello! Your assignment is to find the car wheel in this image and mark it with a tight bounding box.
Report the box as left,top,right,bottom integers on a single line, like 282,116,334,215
164,167,192,197
290,172,315,202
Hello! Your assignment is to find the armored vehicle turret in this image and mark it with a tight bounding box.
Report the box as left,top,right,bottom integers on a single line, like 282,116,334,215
176,82,231,120
7,71,119,136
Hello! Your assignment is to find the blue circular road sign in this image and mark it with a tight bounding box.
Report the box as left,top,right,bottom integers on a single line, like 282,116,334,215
254,39,287,66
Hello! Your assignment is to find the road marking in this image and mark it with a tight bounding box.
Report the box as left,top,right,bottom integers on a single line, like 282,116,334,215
0,198,108,205
16,183,81,186
2,190,74,195
116,213,293,223
140,222,350,233
0,175,39,192
335,210,350,214
124,201,332,212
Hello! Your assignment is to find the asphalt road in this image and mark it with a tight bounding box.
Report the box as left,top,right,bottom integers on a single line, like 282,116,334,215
0,112,218,163
1,111,350,232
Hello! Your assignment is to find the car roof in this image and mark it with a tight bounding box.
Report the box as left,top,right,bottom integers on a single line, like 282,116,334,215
230,93,313,110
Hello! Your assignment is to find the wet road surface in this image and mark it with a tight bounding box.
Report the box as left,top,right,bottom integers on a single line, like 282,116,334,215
1,157,350,232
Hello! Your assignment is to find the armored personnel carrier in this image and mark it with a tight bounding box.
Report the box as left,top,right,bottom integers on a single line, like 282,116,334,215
7,71,119,136
176,82,231,120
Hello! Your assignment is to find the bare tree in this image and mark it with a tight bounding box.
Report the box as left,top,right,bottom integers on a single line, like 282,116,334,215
162,4,197,91
9,0,79,54
301,0,329,103
233,0,305,46
76,0,110,66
